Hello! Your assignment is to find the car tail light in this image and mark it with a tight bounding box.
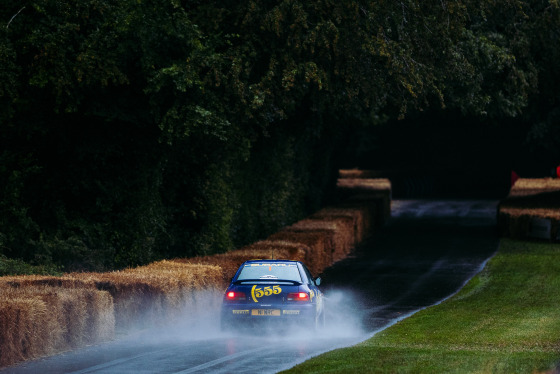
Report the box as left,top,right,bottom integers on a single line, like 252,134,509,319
287,292,309,301
225,291,246,301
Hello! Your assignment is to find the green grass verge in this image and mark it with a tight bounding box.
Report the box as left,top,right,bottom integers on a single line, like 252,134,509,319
283,239,560,374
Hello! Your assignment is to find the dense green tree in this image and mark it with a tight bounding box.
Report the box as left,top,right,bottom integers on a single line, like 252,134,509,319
516,1,560,173
0,0,558,271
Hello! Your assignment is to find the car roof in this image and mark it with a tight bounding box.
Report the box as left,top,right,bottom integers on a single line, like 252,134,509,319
242,259,301,265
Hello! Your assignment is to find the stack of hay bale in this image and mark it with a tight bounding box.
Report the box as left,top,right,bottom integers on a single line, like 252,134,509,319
498,178,560,241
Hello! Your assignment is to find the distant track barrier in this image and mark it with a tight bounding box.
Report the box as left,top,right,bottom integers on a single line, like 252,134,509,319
498,178,560,241
0,175,391,368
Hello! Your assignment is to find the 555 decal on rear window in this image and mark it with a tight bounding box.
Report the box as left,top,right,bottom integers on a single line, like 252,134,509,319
251,285,282,302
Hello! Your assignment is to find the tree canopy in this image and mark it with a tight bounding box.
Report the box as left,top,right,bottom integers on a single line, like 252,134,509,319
1,0,558,270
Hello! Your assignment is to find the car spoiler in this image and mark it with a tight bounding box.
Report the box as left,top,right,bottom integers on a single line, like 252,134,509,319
233,279,303,285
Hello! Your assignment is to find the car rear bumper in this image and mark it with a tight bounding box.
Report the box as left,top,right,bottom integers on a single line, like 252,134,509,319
221,303,317,327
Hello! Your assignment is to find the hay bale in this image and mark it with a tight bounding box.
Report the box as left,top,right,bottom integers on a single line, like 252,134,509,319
336,177,392,192
344,192,390,226
139,261,224,291
56,287,115,347
176,255,246,287
509,178,560,197
236,240,308,262
286,218,354,262
0,295,50,367
338,169,386,179
76,271,166,331
311,207,370,243
497,211,531,239
334,178,391,225
498,179,560,240
176,255,262,288
82,288,115,344
0,282,113,368
267,230,333,275
135,261,224,318
499,192,560,220
74,263,222,331
180,243,308,286
58,289,88,347
0,275,96,290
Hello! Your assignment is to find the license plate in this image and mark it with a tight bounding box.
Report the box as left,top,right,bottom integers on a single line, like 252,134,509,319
251,309,281,316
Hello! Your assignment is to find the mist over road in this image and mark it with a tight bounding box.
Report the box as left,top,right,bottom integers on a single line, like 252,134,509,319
2,199,499,374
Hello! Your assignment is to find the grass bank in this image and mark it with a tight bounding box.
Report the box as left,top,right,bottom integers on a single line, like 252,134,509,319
283,238,560,374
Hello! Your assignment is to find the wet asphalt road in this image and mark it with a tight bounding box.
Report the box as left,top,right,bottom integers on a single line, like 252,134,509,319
2,199,499,374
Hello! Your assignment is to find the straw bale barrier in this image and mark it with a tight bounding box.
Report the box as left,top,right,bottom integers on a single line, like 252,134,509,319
336,177,392,193
0,282,114,367
336,178,391,225
498,178,560,241
311,206,371,244
267,230,334,275
139,261,225,315
338,169,387,179
234,241,308,262
0,175,392,368
0,263,221,368
72,263,223,331
507,178,560,197
287,218,355,263
341,193,386,227
178,242,308,287
173,255,246,288
0,275,95,289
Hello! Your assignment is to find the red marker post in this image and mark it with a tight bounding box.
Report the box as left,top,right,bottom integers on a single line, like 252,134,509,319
511,171,520,186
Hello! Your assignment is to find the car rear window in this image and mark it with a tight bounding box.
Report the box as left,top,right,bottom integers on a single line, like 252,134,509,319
236,263,302,282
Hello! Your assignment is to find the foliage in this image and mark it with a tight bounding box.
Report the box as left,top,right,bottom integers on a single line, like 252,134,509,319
0,0,559,270
0,254,62,276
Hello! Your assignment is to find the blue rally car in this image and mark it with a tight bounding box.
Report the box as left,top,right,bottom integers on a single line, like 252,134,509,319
220,259,324,331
